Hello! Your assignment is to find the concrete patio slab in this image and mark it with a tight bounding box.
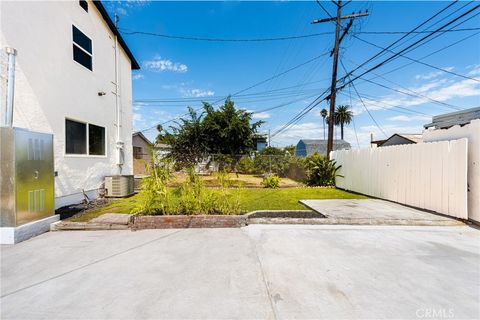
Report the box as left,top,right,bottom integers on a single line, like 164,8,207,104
300,199,463,226
1,225,479,319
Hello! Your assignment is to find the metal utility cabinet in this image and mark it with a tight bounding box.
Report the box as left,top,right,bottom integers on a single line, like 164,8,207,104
1,127,55,227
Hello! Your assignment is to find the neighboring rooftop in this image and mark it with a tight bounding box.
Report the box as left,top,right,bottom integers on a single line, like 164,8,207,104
424,107,480,129
377,133,423,147
133,132,153,145
295,139,351,157
93,1,140,70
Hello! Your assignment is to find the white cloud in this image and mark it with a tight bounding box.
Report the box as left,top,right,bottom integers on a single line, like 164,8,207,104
252,112,271,119
387,115,431,122
132,73,144,80
107,0,149,16
415,67,454,80
350,75,480,117
180,88,215,98
144,56,188,73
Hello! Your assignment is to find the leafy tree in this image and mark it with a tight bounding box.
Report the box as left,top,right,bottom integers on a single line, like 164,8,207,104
202,98,263,155
161,107,209,167
156,99,263,169
334,105,353,140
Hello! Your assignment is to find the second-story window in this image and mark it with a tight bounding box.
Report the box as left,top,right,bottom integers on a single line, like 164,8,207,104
72,25,92,71
79,0,88,12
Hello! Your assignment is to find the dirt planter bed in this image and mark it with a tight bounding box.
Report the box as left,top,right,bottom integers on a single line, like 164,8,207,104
131,215,248,229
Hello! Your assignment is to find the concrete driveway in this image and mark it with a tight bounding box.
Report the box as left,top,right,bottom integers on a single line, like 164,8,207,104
1,225,479,319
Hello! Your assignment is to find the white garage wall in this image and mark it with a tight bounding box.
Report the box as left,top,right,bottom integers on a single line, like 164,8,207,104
423,120,480,223
331,138,469,219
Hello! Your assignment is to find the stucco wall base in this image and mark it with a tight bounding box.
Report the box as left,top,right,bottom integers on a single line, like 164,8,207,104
1,215,60,244
55,189,99,209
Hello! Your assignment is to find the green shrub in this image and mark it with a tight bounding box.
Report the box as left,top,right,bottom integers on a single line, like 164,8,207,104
304,153,341,186
236,156,254,174
177,167,241,215
215,170,233,188
262,175,281,188
132,157,173,215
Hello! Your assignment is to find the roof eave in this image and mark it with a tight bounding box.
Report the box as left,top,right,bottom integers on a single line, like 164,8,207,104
92,1,140,70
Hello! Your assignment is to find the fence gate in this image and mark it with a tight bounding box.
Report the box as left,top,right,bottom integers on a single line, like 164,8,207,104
331,138,468,219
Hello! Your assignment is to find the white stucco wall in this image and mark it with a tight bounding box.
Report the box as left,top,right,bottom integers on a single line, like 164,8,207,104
0,0,135,208
423,119,480,223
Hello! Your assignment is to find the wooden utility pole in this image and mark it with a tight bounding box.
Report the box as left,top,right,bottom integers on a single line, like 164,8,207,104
312,1,368,158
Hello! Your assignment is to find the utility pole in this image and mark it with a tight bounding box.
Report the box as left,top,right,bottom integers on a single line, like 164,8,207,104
312,1,368,158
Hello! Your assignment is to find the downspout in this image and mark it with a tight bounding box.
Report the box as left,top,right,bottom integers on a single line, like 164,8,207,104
114,15,124,173
3,47,17,127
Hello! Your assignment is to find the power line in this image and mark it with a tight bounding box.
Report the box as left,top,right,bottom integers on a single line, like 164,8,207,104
119,27,480,43
343,58,467,111
271,88,331,138
137,51,331,132
353,35,480,82
338,4,480,92
120,28,333,42
359,27,480,35
341,1,459,82
366,31,480,81
340,60,387,138
348,83,360,148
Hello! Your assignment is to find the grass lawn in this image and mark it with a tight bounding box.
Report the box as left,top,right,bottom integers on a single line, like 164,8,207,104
69,187,367,222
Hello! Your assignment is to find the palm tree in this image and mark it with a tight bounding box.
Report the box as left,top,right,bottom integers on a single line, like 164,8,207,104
320,108,328,140
334,105,353,140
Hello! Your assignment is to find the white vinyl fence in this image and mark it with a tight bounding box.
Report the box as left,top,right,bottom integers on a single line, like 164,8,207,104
331,138,468,219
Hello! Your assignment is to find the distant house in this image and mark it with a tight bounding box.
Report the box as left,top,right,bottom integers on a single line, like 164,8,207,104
295,139,351,157
377,134,423,147
132,132,153,175
253,134,268,151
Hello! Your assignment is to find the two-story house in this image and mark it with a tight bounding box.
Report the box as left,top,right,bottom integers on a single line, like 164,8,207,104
0,0,139,208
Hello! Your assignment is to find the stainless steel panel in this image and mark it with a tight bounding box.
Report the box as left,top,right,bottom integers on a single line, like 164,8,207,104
0,127,16,227
14,128,54,226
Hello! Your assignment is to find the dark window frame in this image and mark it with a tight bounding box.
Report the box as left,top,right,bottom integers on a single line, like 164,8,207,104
79,0,88,12
65,118,106,156
72,25,93,71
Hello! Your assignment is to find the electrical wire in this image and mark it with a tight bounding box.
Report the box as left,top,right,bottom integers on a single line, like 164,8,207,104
338,4,480,92
340,60,387,138
137,51,331,132
353,35,480,82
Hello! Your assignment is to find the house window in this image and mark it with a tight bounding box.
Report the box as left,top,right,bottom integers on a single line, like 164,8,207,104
66,119,106,156
88,124,105,155
79,0,88,12
133,147,142,159
66,119,86,154
72,25,92,70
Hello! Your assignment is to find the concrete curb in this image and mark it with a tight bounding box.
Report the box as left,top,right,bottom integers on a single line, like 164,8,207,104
50,221,130,231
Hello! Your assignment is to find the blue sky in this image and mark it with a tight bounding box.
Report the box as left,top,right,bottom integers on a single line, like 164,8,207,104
105,1,480,147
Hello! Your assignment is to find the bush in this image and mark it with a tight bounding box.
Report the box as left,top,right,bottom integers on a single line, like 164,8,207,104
262,175,281,188
177,168,241,215
132,157,173,215
253,147,292,177
236,156,254,174
304,153,341,187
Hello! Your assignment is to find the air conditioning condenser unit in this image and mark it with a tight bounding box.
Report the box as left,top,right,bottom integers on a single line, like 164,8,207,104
104,175,134,197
